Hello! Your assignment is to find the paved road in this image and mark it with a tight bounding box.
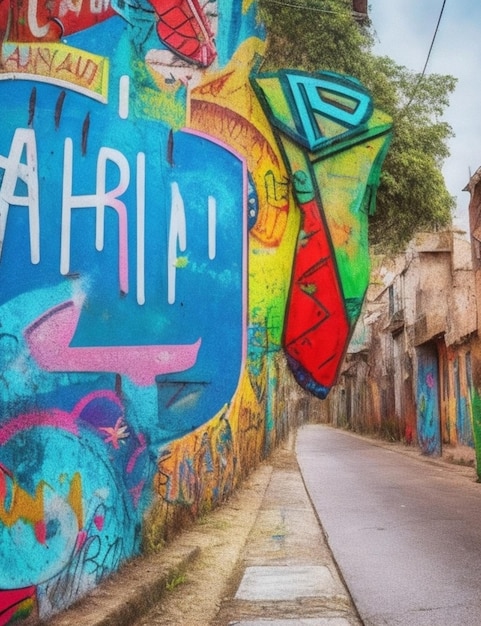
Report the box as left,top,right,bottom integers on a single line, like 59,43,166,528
296,424,481,626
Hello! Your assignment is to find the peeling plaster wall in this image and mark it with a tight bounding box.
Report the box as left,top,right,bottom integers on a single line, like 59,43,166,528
327,231,477,461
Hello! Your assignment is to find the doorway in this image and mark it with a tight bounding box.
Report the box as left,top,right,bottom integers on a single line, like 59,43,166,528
416,342,441,455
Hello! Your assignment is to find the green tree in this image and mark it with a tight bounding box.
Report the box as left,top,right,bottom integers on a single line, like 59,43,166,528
258,0,456,250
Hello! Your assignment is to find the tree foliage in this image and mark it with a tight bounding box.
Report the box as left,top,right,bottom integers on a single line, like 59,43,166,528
258,0,456,250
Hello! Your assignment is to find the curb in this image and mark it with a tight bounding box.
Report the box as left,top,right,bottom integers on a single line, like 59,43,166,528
44,461,274,625
45,544,200,626
331,426,478,481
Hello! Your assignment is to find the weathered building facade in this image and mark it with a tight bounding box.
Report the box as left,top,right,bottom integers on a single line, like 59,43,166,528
323,229,478,466
465,166,481,474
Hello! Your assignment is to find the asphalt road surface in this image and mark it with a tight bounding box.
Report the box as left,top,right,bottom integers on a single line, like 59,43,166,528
296,424,481,626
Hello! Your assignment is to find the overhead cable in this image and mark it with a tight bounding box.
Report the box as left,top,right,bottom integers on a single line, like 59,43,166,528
261,0,347,16
399,0,448,116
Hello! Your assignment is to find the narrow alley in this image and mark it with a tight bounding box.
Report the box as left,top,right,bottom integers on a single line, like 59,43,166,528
47,424,481,626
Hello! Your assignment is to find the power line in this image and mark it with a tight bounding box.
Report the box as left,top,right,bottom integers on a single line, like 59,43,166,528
420,0,447,78
399,0,448,116
261,0,348,15
262,0,448,119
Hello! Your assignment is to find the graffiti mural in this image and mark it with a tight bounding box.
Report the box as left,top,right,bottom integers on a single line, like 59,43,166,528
252,70,391,396
417,342,442,456
0,0,391,622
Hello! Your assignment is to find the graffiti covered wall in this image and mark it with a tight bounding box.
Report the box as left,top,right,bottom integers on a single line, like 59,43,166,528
0,0,391,622
322,232,477,462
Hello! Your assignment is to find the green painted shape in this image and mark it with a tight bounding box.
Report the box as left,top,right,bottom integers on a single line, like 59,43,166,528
470,389,481,481
252,69,392,331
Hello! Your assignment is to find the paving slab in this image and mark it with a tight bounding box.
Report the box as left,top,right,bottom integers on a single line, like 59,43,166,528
212,437,362,626
235,564,338,601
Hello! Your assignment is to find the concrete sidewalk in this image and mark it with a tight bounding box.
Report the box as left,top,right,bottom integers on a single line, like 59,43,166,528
46,432,361,626
212,435,362,626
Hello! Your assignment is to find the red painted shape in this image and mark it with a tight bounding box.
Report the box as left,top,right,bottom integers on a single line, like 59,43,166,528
284,197,349,390
154,0,217,67
55,1,116,37
34,520,47,545
75,530,88,552
0,587,36,626
2,0,115,42
0,465,9,501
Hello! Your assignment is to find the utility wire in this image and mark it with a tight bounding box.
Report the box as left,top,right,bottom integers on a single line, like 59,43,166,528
261,0,347,15
398,0,447,116
262,0,448,119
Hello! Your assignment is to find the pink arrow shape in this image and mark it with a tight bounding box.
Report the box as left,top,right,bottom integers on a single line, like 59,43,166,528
25,299,201,386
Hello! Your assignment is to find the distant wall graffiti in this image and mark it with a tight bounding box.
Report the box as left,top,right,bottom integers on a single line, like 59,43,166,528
416,342,442,455
0,0,391,622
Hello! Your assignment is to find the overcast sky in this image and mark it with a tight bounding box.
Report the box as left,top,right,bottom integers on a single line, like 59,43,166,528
369,0,481,234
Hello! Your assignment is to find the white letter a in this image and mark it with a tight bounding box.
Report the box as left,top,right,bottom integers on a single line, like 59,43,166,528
0,128,40,264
